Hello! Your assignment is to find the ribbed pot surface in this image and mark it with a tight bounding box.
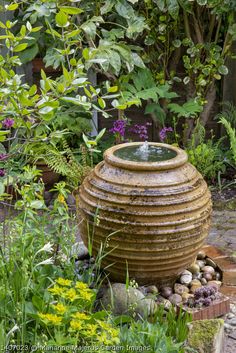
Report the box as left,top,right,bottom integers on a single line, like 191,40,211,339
78,142,212,285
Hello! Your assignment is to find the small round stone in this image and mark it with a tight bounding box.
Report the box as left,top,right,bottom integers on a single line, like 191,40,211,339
196,260,206,269
203,272,213,281
181,270,192,276
146,285,158,294
214,272,222,281
202,266,215,274
188,263,200,274
197,251,206,260
205,257,217,268
160,287,173,299
207,280,222,289
201,278,208,285
169,294,182,305
190,279,202,286
190,282,202,293
180,274,192,285
192,272,202,280
174,283,189,295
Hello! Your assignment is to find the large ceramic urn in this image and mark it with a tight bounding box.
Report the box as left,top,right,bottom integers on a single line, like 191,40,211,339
78,142,212,285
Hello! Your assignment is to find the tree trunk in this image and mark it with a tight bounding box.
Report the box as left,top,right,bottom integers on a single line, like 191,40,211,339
200,82,216,127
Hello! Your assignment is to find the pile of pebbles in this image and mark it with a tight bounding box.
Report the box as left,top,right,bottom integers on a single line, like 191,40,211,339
145,250,223,307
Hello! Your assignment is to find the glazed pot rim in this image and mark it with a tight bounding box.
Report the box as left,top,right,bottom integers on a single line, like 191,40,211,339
103,142,188,170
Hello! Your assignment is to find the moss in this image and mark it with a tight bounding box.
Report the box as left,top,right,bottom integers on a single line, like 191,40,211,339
188,319,224,353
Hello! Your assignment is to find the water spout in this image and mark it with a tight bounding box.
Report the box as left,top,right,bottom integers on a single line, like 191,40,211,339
135,141,149,161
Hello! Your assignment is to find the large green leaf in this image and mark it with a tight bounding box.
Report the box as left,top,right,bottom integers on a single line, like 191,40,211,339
115,1,135,19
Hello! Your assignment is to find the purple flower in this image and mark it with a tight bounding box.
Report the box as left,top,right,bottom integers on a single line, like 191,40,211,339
159,127,173,142
129,122,151,141
0,169,5,177
0,153,8,161
2,118,14,129
109,119,127,137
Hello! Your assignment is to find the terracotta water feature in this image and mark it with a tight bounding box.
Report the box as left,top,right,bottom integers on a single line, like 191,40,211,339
78,142,212,285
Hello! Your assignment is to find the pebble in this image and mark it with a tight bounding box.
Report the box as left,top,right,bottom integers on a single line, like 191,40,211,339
197,251,206,260
224,323,233,332
196,260,205,268
214,272,221,281
203,272,213,281
192,272,202,280
180,270,192,285
201,278,208,285
207,280,222,289
205,257,217,268
169,294,182,305
228,318,236,327
188,263,200,274
160,287,173,299
146,285,158,294
202,265,215,274
190,284,202,293
227,313,235,320
174,283,189,295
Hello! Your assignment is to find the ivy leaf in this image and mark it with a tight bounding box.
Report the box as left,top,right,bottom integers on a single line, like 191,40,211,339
14,43,28,52
131,53,145,68
81,21,97,39
197,0,207,5
101,0,116,14
153,0,166,12
108,50,121,75
127,16,147,38
167,0,179,19
60,6,83,15
55,11,69,28
115,1,134,19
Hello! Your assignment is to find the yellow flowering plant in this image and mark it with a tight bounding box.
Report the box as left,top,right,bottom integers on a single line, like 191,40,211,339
37,278,120,348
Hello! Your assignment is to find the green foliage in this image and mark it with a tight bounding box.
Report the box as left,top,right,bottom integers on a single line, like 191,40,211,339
219,117,236,166
187,139,225,181
216,102,236,129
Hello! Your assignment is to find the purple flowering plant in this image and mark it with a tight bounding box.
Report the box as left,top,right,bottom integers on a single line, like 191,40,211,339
159,127,173,142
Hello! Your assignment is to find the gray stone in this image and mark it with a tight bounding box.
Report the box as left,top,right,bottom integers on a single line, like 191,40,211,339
196,260,206,269
206,258,217,269
146,285,158,294
72,241,89,260
174,283,189,295
197,251,206,260
160,286,173,298
99,283,157,319
180,273,192,285
228,318,236,326
188,263,200,274
202,265,215,274
169,293,182,305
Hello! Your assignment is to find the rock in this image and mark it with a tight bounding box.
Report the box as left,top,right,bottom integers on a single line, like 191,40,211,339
169,293,182,305
228,318,236,326
203,272,213,281
160,286,173,299
174,283,189,295
188,263,200,274
202,266,215,274
227,313,235,320
188,319,225,353
196,260,206,269
99,283,157,319
156,295,172,310
180,273,192,285
146,285,158,294
182,292,194,303
73,241,90,260
205,258,217,269
181,269,192,276
201,278,208,286
190,279,202,286
192,272,202,280
190,280,202,293
66,193,76,207
214,272,221,281
197,251,206,260
224,323,233,333
207,280,222,289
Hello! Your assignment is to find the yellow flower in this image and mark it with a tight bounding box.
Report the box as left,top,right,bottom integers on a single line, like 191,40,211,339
83,324,98,336
69,319,83,331
56,278,72,287
38,313,62,325
79,290,94,301
75,281,88,290
72,312,90,320
97,332,111,345
62,288,79,302
48,285,66,296
52,303,67,315
57,194,66,204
